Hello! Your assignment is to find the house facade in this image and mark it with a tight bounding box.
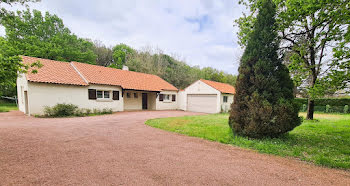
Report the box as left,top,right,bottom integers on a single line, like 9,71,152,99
17,56,178,115
178,79,235,113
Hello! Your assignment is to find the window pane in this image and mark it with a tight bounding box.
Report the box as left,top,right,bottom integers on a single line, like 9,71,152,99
224,96,228,102
97,91,103,98
127,93,130,98
104,91,110,98
134,93,138,98
166,95,170,100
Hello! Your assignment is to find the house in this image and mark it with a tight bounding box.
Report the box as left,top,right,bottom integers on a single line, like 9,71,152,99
178,79,235,113
17,56,178,115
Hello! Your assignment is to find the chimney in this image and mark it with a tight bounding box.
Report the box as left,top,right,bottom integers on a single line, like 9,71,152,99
122,65,129,71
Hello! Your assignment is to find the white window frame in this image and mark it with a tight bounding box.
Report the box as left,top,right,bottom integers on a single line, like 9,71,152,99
97,90,111,100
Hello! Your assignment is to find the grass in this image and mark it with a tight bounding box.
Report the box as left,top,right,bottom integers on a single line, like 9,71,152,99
0,102,18,112
146,113,350,170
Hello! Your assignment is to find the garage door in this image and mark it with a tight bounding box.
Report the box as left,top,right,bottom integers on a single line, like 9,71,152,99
187,94,217,113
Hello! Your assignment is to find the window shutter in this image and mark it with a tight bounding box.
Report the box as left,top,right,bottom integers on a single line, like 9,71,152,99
88,89,96,100
113,91,119,100
159,94,164,101
172,95,176,101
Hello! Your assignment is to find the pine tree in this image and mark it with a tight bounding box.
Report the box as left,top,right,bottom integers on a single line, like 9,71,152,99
229,0,301,138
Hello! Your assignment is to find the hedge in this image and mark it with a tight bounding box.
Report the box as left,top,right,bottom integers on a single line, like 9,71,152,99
296,98,350,113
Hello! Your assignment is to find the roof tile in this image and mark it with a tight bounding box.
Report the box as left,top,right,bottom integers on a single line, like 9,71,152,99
22,56,88,86
200,79,235,94
21,56,178,91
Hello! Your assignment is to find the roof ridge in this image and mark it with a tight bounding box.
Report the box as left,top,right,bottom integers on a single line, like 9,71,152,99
70,62,89,84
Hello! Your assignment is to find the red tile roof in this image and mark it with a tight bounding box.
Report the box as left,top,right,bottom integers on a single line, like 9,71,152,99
21,56,178,91
200,79,235,94
22,56,88,86
72,62,178,91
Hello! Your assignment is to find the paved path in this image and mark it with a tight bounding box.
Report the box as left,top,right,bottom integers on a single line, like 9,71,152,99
0,111,349,185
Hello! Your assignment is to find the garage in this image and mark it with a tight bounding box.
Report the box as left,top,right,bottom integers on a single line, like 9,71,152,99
187,94,217,113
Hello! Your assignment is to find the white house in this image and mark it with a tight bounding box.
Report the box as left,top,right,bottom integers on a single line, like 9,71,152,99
17,56,178,115
178,79,235,113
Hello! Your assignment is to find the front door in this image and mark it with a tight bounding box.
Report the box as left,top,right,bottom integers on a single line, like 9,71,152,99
142,93,148,110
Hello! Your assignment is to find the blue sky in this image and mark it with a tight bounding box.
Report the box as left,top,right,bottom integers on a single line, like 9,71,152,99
0,0,246,74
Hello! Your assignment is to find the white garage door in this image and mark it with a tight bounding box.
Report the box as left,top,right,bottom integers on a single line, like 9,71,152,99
187,94,218,113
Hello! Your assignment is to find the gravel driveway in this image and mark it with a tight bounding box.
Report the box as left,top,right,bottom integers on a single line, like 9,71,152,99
0,111,349,185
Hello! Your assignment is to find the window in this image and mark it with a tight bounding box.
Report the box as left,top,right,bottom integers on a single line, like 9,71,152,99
165,95,170,100
104,91,110,98
172,95,176,101
134,93,138,98
113,91,119,100
97,91,103,98
223,96,228,103
127,92,131,98
97,90,110,99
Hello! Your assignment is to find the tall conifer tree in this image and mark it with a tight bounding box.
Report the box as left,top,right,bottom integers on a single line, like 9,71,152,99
229,0,301,138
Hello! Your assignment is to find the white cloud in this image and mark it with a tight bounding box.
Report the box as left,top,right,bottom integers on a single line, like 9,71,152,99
0,0,246,74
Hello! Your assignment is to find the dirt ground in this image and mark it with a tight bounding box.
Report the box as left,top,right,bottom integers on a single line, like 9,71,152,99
0,111,349,185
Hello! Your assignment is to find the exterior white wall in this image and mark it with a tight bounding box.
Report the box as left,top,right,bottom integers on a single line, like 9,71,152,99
148,92,157,110
123,90,157,110
220,94,234,112
16,73,29,113
25,82,123,115
181,80,221,113
177,91,186,110
156,90,178,110
123,90,142,110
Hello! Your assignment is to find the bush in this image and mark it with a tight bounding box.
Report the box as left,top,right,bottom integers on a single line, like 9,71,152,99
344,105,349,113
43,103,113,117
44,103,78,117
325,105,331,113
302,104,307,112
296,98,350,113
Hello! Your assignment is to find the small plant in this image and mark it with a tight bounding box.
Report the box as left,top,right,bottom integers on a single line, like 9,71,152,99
74,108,85,117
302,104,307,112
43,106,54,117
93,108,101,114
344,105,349,113
102,108,113,114
326,105,331,113
85,109,91,115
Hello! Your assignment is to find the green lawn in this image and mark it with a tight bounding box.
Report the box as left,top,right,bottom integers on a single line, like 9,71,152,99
146,113,350,170
0,102,18,112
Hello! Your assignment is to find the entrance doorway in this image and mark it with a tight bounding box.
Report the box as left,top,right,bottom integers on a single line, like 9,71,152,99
142,93,148,110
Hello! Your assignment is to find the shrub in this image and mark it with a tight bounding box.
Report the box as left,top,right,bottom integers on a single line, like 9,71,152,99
229,0,301,138
42,104,113,117
43,106,54,117
93,108,101,114
44,103,78,117
344,105,349,113
302,104,307,112
74,108,85,117
101,108,112,114
325,105,331,113
85,109,91,115
296,98,350,113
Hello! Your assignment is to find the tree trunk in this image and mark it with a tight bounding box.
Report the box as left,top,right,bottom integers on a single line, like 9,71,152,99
306,70,317,120
306,99,314,120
